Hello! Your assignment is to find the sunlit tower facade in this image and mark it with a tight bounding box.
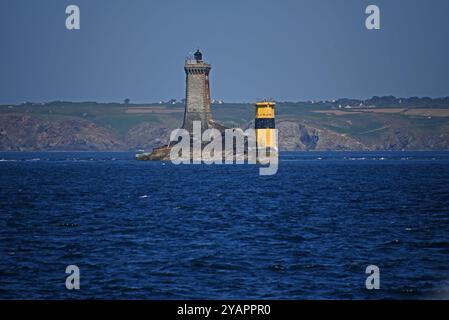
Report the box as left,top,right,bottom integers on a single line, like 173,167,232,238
255,101,277,151
182,49,213,132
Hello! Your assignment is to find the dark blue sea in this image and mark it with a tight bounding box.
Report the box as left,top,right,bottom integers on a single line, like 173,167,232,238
1,151,449,299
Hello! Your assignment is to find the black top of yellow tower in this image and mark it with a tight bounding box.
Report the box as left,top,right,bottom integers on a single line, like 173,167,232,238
255,101,276,108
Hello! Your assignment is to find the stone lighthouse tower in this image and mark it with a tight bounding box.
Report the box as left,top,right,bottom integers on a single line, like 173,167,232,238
135,49,225,161
182,49,214,132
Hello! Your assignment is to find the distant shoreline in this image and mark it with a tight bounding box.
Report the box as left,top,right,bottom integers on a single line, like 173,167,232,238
1,97,449,152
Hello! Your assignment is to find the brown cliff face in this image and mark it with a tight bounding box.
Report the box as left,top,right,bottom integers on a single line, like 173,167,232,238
277,121,366,151
125,123,172,150
1,112,449,152
0,114,125,151
358,125,449,151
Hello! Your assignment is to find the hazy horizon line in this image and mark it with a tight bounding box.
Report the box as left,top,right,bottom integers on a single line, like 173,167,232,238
2,95,449,106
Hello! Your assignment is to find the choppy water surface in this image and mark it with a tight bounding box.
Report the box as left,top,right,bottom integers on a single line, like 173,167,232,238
1,151,449,299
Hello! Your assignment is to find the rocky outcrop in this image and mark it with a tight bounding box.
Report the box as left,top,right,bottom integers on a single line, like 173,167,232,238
0,114,125,151
359,126,449,151
125,123,172,151
264,120,366,151
136,145,171,161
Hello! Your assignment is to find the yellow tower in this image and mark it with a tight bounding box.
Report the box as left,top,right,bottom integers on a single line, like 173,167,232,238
255,101,277,150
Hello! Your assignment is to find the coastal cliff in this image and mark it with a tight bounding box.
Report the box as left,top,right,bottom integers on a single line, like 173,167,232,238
1,97,449,152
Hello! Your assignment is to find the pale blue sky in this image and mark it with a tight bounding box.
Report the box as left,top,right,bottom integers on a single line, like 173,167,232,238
1,0,448,103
